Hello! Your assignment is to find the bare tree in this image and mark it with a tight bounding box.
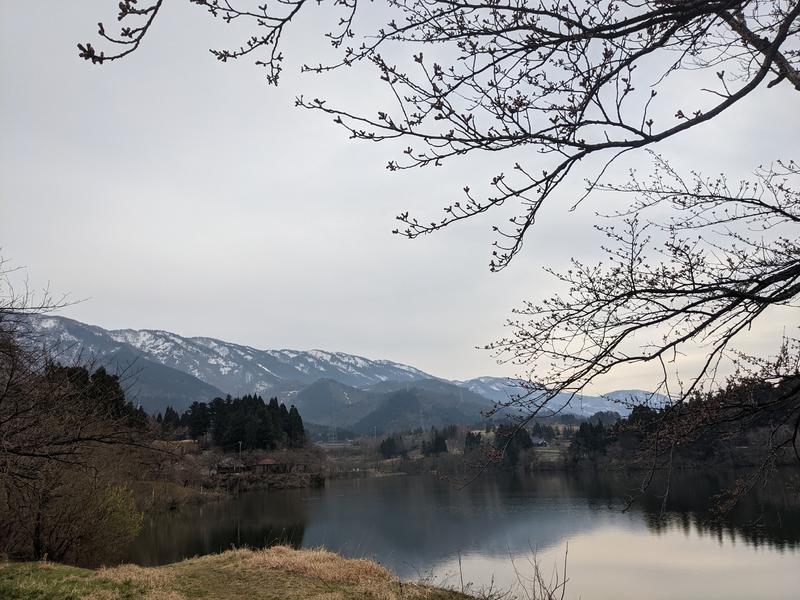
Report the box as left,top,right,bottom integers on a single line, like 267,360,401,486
0,259,154,560
489,157,798,401
80,1,800,263
0,325,148,486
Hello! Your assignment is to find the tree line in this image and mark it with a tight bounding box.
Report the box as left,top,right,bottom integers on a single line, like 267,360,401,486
570,375,799,474
173,395,306,451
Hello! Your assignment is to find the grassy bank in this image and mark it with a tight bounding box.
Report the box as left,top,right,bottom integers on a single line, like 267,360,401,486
0,546,475,600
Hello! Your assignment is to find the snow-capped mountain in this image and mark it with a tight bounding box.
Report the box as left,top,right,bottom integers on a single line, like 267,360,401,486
453,376,669,417
29,315,433,400
454,376,528,402
28,315,667,420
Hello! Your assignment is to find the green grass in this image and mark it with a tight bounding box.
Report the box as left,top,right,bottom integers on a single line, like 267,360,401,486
0,562,142,600
0,546,475,600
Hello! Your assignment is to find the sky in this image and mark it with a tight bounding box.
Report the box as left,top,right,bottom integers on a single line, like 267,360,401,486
1,1,798,387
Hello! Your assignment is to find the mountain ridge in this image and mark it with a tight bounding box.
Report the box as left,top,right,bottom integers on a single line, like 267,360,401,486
27,315,666,426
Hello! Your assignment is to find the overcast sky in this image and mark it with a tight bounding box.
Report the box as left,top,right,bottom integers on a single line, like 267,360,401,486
1,1,797,387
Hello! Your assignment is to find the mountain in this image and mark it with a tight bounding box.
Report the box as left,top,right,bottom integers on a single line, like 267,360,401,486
276,378,493,433
453,376,528,403
108,328,433,396
365,377,492,407
28,316,223,413
287,379,383,428
27,315,669,427
352,388,488,435
28,315,434,401
101,347,224,414
453,376,669,417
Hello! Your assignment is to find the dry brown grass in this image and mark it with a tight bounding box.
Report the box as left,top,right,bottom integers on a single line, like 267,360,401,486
214,546,460,599
2,546,474,599
95,563,175,589
84,546,472,600
231,546,392,583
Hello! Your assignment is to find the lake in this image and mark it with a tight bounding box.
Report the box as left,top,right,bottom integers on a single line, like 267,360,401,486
125,471,799,599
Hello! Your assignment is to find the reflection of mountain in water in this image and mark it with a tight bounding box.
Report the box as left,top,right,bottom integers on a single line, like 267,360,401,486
122,470,800,574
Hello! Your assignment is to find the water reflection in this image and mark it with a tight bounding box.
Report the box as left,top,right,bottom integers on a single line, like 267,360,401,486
560,470,800,551
128,490,307,565
123,470,799,598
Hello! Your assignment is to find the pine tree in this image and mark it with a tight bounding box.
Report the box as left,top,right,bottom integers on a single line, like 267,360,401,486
464,431,482,454
176,394,308,451
494,424,533,466
423,429,448,455
184,401,211,439
287,405,305,449
162,406,181,430
379,436,401,458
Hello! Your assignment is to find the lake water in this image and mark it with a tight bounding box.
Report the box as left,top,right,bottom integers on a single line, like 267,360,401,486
125,471,800,599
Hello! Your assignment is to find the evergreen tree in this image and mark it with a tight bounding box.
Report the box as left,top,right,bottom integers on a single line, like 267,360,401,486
570,421,609,461
46,365,145,429
379,435,405,458
531,423,556,442
181,394,307,451
287,405,305,449
494,424,534,467
162,406,181,430
184,401,211,439
423,429,448,455
267,397,285,446
464,431,482,454
279,403,290,433
129,405,148,431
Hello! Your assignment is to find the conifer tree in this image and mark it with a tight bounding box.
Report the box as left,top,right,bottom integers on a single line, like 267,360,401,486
287,405,305,449
162,406,181,430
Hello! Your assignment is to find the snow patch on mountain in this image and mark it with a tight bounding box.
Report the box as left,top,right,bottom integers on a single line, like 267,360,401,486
28,316,667,419
30,316,437,396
